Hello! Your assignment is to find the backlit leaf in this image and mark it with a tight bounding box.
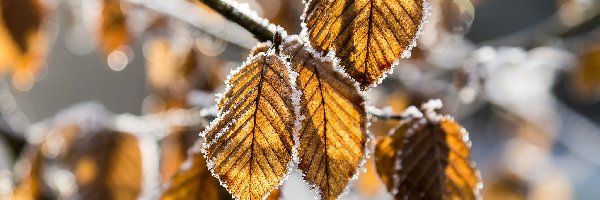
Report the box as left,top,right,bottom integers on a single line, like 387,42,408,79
202,51,297,200
98,0,130,54
281,37,367,200
161,149,223,200
72,130,142,200
374,118,411,191
302,0,428,89
375,105,481,200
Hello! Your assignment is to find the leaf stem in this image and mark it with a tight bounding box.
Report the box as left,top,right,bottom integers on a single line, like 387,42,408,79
196,0,276,42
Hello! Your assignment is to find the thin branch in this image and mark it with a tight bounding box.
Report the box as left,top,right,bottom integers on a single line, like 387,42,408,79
129,0,258,49
196,0,276,42
367,106,413,121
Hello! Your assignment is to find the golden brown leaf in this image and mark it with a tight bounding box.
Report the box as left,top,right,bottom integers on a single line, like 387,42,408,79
374,118,412,191
161,151,223,200
571,44,600,100
303,0,427,89
202,51,297,200
98,0,130,54
375,111,481,200
281,37,367,200
482,172,527,200
266,188,281,200
0,0,48,91
160,127,202,182
72,130,142,200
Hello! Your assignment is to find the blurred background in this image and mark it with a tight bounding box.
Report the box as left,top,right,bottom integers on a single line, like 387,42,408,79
1,0,600,199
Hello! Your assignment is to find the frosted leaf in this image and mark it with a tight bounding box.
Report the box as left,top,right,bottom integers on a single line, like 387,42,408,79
281,36,368,200
302,0,431,89
201,51,297,200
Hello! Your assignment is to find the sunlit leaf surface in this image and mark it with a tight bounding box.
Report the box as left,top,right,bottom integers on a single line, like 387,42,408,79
282,37,367,200
303,0,427,89
203,51,296,200
161,151,222,200
72,130,142,200
375,111,481,200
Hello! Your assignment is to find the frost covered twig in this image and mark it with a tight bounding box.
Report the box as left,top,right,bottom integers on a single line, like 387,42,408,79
196,0,276,42
127,0,258,49
367,106,422,121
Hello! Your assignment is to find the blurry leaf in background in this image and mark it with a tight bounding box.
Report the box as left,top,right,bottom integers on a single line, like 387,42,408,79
356,158,388,197
187,43,226,93
159,127,202,182
12,125,82,199
145,39,193,110
160,151,223,200
204,52,296,200
439,0,475,35
375,106,481,200
282,38,367,200
98,0,131,55
482,172,528,200
303,0,426,89
145,38,225,112
0,0,48,91
571,43,600,101
71,130,142,200
11,147,46,200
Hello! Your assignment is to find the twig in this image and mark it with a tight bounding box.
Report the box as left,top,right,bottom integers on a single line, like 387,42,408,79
367,106,413,121
128,0,258,49
196,0,276,42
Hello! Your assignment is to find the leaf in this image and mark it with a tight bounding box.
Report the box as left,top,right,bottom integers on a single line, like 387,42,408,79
72,130,143,200
375,106,481,200
374,118,411,191
11,147,47,200
160,127,202,182
161,150,223,200
202,51,297,200
571,44,600,101
98,0,130,54
302,0,428,89
281,37,367,200
0,0,48,91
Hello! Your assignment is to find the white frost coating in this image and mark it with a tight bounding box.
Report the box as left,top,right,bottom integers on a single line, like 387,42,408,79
131,130,161,200
370,0,433,90
421,99,443,122
402,106,424,118
392,116,425,195
391,108,483,199
280,36,370,200
300,0,433,89
49,102,112,136
201,50,299,200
